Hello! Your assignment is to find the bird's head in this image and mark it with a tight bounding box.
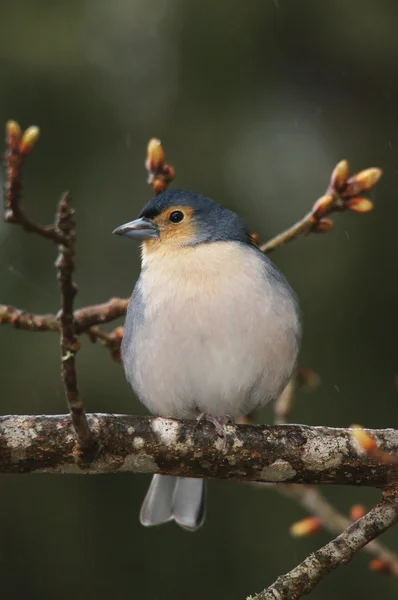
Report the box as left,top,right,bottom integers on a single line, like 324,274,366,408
113,189,255,253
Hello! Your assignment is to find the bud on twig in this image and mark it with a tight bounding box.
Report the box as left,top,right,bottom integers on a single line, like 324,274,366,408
342,168,382,198
350,504,367,521
295,366,320,389
330,160,349,192
312,194,334,219
146,138,165,172
145,138,175,195
6,120,22,150
162,165,175,181
312,218,334,233
251,233,260,245
19,126,40,156
290,516,322,538
153,179,166,195
345,197,374,214
369,559,391,574
109,326,124,363
350,425,377,454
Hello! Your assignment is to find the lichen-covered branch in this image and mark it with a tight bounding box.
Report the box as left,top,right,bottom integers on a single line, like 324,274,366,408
272,483,398,576
267,372,398,577
1,124,391,598
252,485,398,600
1,415,398,484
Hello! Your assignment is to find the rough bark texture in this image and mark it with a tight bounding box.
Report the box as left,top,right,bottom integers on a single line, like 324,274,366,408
54,193,94,449
1,414,398,482
0,298,129,333
252,486,398,599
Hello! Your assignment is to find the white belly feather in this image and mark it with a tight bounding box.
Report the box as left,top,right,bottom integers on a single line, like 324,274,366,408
122,241,300,419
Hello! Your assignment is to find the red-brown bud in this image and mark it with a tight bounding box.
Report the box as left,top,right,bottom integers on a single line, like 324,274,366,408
111,349,122,363
146,138,165,172
330,160,349,192
349,504,366,521
19,126,40,155
153,178,166,195
312,218,334,233
290,517,322,538
295,367,320,389
342,168,382,197
112,326,124,340
6,120,22,150
162,164,175,182
369,559,391,574
251,233,260,245
350,425,377,454
312,195,334,219
345,197,374,214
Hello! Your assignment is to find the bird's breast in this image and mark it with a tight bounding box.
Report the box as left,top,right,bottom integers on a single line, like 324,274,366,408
123,242,300,418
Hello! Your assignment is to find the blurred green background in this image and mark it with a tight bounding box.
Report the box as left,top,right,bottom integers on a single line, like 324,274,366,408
1,1,398,598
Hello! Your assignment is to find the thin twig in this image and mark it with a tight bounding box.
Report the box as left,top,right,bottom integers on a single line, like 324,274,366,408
269,369,398,576
2,122,95,450
274,484,398,576
251,486,398,600
274,378,297,425
0,305,60,331
260,161,382,253
1,157,382,369
260,212,316,253
0,298,128,333
87,325,124,362
0,302,126,362
3,122,66,243
55,193,94,450
145,138,175,194
72,298,128,332
0,121,397,599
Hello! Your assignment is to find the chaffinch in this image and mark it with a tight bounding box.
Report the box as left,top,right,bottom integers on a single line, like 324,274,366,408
113,189,301,531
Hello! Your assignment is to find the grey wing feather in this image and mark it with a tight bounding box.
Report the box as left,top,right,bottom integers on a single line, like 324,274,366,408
256,247,302,347
121,280,144,368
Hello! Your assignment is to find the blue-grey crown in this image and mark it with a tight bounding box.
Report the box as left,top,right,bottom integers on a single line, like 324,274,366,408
139,189,253,245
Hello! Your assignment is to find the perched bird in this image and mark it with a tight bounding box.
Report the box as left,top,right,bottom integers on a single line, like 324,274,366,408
113,189,301,531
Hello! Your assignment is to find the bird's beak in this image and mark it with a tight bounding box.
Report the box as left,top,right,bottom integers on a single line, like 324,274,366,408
112,217,159,240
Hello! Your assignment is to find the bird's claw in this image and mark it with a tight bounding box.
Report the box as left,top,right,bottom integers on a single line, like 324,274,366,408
195,413,234,449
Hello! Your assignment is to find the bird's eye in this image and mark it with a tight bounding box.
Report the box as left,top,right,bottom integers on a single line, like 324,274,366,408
169,210,184,223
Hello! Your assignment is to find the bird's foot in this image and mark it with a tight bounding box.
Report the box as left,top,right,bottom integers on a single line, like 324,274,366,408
195,413,234,449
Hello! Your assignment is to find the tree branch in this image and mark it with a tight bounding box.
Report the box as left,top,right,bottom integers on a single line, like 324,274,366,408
251,485,398,599
72,298,129,332
1,124,391,597
253,374,398,577
2,122,94,449
1,415,398,483
3,121,66,243
273,483,398,575
0,304,59,331
260,161,381,253
54,193,94,449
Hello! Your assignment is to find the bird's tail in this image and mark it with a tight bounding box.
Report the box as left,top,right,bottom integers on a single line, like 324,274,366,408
139,474,205,531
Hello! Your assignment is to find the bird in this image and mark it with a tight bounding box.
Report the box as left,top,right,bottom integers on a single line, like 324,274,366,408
113,189,301,531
